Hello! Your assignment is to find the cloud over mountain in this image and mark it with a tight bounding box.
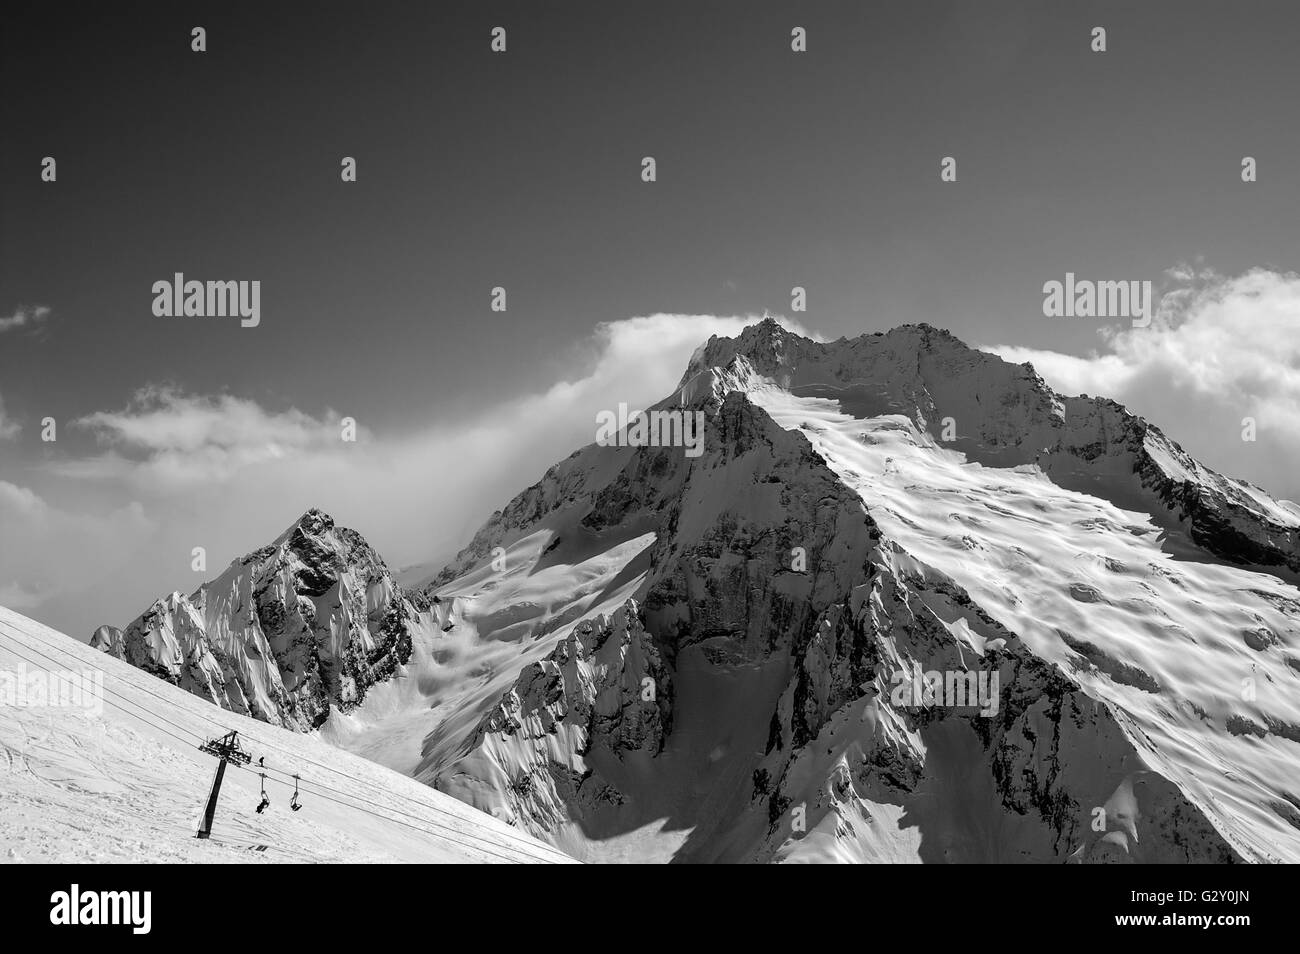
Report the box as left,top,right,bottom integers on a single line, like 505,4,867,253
63,385,355,486
990,267,1300,502
2,314,813,637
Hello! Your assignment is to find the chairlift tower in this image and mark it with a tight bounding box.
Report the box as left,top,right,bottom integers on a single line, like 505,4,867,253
196,730,252,839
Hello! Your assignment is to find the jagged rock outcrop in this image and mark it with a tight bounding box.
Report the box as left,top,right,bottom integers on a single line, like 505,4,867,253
445,600,671,831
92,509,423,730
89,625,123,654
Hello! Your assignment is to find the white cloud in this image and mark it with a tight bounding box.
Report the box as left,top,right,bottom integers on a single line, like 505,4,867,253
66,385,359,486
0,480,156,630
988,267,1300,501
0,479,44,515
0,304,51,334
0,395,20,440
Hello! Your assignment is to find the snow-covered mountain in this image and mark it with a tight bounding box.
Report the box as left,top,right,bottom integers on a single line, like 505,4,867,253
85,320,1300,863
412,320,1300,863
92,509,427,731
0,606,576,863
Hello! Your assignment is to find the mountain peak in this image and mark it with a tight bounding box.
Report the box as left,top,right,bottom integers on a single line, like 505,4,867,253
289,506,335,536
684,320,981,391
96,504,419,730
676,319,1300,578
747,313,786,337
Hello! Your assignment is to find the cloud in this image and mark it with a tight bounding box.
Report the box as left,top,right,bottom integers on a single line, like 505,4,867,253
0,395,20,440
13,313,808,636
0,304,51,334
0,480,156,628
0,480,44,515
0,582,45,611
65,385,359,486
987,267,1300,501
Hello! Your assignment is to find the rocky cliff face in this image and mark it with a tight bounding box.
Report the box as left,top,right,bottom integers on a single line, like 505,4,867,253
748,542,1238,863
93,509,423,731
89,624,123,654
448,600,671,832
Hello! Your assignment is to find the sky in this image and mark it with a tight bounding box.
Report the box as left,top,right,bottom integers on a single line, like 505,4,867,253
2,0,1300,637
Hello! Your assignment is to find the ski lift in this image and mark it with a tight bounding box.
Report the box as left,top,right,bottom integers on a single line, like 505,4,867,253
255,773,270,814
290,774,302,811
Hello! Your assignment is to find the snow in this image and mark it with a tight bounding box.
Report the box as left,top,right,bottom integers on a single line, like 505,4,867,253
321,511,657,787
748,383,1300,863
0,605,576,864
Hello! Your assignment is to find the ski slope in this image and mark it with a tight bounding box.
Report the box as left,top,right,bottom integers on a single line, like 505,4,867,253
0,606,576,864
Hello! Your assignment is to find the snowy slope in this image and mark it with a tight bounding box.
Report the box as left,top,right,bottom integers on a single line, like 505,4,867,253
748,386,1300,863
320,493,656,786
0,605,575,864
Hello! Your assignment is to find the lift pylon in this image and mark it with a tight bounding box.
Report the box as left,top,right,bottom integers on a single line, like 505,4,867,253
196,730,252,839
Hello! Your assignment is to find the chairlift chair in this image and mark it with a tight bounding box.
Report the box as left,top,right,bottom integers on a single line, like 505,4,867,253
255,773,270,814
